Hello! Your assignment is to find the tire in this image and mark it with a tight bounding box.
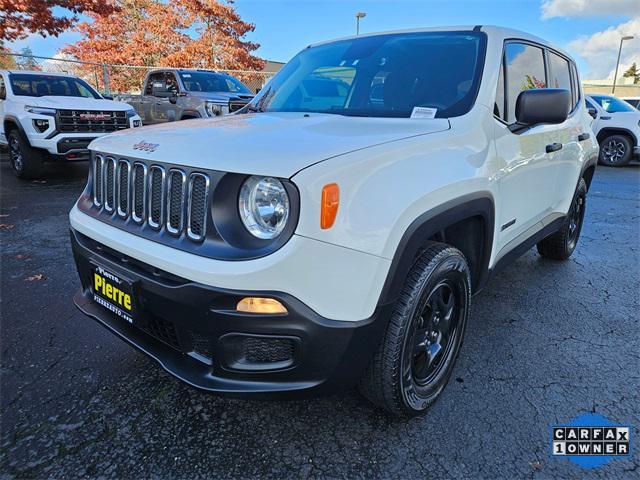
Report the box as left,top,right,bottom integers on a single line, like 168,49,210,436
7,129,44,179
536,178,587,260
598,134,632,167
359,242,471,417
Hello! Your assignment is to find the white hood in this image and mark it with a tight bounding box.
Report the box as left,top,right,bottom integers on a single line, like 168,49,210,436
88,112,450,178
27,96,133,111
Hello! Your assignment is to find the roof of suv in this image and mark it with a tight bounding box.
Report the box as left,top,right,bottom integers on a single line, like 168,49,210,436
308,24,569,58
2,70,75,77
147,68,230,75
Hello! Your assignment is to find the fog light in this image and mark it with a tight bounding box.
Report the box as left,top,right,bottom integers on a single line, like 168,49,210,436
237,297,287,314
33,119,49,133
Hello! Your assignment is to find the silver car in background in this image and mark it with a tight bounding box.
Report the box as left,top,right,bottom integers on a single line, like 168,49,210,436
117,69,254,124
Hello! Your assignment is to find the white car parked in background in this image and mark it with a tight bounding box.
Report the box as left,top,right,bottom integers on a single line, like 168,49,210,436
69,26,598,416
622,97,640,110
586,94,640,167
0,70,142,179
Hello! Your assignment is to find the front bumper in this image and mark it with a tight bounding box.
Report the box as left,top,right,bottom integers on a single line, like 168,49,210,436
71,228,391,397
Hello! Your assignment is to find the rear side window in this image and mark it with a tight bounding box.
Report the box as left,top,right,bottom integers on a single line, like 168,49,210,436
504,43,547,124
146,72,165,95
549,52,573,108
570,62,581,109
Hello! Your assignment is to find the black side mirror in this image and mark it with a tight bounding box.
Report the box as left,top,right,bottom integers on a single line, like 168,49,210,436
514,88,570,129
587,107,597,119
102,94,113,100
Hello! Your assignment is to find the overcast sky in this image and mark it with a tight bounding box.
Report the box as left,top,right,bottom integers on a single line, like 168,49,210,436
8,0,640,80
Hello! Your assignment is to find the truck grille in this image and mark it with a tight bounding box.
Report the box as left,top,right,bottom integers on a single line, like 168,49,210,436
228,96,253,113
57,110,129,133
228,101,247,113
93,155,209,242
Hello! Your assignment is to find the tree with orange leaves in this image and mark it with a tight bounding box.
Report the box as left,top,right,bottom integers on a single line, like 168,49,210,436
0,0,118,41
64,0,264,92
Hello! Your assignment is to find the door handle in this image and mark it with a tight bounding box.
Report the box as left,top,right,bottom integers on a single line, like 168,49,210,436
578,133,590,141
155,102,163,106
546,143,563,153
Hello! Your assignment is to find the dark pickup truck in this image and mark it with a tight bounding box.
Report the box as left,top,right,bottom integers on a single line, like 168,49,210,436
116,69,254,124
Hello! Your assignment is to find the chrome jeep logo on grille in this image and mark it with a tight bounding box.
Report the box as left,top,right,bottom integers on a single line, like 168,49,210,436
79,113,111,121
132,141,159,153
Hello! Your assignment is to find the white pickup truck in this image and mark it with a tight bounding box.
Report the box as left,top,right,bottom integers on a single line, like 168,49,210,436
69,26,598,416
585,94,640,166
116,69,254,124
0,70,141,178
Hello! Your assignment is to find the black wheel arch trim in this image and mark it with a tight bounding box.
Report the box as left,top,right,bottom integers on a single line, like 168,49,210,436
3,115,28,140
378,192,495,306
596,127,637,146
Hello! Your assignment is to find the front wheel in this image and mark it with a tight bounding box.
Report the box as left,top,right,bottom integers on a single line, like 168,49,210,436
598,134,632,167
537,178,587,260
359,242,471,417
8,129,44,179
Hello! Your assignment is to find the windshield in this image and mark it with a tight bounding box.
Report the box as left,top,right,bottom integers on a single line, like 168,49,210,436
590,95,636,113
248,31,486,118
9,74,101,99
178,71,250,94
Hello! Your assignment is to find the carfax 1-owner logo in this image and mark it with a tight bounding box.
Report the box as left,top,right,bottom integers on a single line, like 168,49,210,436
551,413,632,468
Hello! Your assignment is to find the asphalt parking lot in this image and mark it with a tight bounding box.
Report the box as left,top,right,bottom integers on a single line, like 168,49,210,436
1,157,638,479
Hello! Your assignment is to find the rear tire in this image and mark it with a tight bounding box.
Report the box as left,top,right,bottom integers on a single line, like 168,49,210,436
359,242,471,417
8,129,44,179
598,134,632,167
536,178,587,260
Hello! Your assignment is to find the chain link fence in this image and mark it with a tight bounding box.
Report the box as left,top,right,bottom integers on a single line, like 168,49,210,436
4,52,640,100
0,53,278,95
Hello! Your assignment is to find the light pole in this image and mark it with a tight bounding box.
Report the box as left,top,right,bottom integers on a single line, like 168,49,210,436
355,12,366,35
612,35,634,94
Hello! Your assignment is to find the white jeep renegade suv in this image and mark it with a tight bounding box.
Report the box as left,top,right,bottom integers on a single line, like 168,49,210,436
69,26,598,416
0,70,142,178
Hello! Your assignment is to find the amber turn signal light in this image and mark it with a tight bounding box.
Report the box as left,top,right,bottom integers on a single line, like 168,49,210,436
236,297,288,314
321,183,340,229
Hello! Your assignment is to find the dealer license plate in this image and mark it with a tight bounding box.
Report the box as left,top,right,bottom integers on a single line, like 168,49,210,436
91,265,136,323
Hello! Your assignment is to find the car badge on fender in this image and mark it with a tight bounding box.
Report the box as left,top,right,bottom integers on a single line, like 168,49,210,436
133,141,159,152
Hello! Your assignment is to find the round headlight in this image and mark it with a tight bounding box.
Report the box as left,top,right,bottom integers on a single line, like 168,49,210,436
239,176,290,239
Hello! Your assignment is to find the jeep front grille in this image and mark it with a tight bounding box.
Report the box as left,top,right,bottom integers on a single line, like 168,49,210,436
104,157,116,212
92,155,209,242
187,174,208,241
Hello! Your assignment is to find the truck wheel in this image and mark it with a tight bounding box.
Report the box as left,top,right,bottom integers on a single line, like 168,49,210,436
359,242,470,417
8,129,44,179
598,134,632,167
537,178,587,260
